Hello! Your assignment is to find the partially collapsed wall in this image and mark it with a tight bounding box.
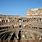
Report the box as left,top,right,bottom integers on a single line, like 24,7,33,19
0,8,42,42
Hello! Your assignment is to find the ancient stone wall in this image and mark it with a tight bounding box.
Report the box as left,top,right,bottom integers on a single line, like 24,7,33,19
0,8,42,42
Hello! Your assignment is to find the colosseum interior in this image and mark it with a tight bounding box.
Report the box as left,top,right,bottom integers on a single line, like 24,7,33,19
0,8,42,42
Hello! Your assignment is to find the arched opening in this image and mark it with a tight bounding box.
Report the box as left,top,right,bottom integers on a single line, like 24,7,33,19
2,20,5,22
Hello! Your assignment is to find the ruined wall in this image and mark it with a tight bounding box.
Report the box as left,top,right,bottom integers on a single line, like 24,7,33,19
0,8,42,42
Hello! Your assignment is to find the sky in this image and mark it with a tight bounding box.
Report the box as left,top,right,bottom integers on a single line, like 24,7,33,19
0,0,42,16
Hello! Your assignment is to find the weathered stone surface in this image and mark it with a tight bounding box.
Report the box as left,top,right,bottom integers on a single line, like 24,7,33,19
0,8,42,42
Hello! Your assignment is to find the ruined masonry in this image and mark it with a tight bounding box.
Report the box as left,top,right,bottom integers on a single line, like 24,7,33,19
0,8,42,42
